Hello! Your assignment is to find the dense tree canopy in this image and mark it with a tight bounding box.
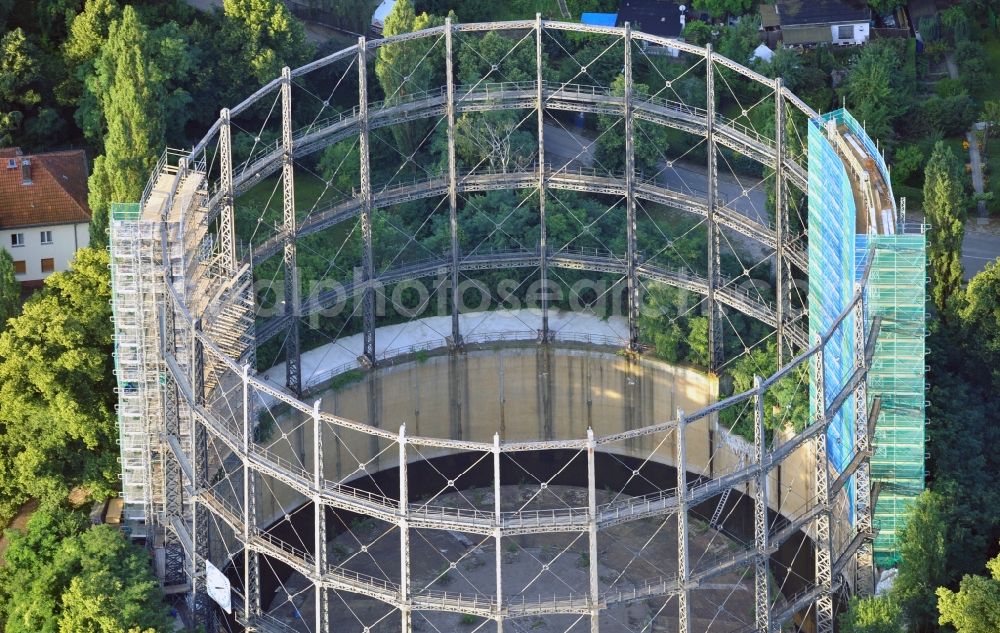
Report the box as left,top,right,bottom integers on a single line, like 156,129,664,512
839,595,902,633
0,507,167,633
691,0,753,19
86,6,164,248
0,249,115,523
842,41,908,143
0,250,18,330
375,0,446,157
937,550,1000,633
222,0,311,86
923,141,968,317
958,260,1000,391
0,28,43,145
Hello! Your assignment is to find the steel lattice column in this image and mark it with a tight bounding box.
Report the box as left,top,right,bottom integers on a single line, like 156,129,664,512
218,109,236,270
586,428,600,633
313,402,329,633
242,364,260,626
536,14,549,342
445,18,462,347
358,37,376,364
705,45,723,372
853,297,875,596
774,79,787,368
813,340,834,633
161,294,186,588
282,67,302,395
623,23,640,352
493,434,504,633
676,410,691,633
192,320,213,631
399,425,412,632
753,376,770,633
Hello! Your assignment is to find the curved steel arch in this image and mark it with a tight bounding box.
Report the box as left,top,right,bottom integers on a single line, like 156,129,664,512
122,19,880,633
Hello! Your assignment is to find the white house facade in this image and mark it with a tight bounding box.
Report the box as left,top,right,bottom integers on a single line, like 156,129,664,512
0,148,92,288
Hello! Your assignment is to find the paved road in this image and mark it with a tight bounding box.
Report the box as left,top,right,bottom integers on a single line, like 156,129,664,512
543,121,773,263
543,122,770,225
911,212,1000,279
962,220,1000,279
183,0,355,44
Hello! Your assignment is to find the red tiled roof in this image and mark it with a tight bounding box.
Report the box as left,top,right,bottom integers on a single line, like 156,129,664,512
0,147,92,229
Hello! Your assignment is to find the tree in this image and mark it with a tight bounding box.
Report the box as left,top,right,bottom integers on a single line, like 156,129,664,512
455,111,535,173
86,6,165,249
839,595,903,633
982,100,1000,144
937,549,1000,633
867,0,905,15
718,340,809,440
0,507,169,633
890,144,924,186
923,141,967,317
0,28,42,145
223,0,311,86
692,0,752,19
0,249,18,329
842,41,907,143
959,260,1000,391
62,0,121,139
375,0,446,158
894,490,956,633
596,75,670,172
0,249,116,523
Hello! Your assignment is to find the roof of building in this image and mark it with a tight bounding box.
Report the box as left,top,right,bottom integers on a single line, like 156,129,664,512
775,0,870,27
0,147,91,229
616,0,686,38
760,4,780,28
581,12,619,27
781,24,835,44
372,0,396,25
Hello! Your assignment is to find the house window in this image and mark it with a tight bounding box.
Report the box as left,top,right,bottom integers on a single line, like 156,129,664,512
10,233,24,247
40,258,54,273
40,230,52,245
13,260,25,275
838,25,854,40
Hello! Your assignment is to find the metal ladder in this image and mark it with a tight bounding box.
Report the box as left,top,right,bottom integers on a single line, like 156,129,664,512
709,453,747,529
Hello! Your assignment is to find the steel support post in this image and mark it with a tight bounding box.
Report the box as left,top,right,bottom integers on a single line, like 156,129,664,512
192,320,212,630
774,79,787,368
586,428,600,632
535,14,549,342
218,109,236,270
242,364,260,627
753,376,770,633
705,45,723,372
358,37,376,364
853,298,875,596
161,301,185,587
281,67,302,396
399,425,412,633
623,23,640,352
445,18,462,347
813,341,834,633
676,411,691,633
313,401,328,633
493,434,504,633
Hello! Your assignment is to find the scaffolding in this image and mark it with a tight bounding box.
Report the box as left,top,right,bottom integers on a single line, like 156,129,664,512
858,231,927,566
110,201,164,532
